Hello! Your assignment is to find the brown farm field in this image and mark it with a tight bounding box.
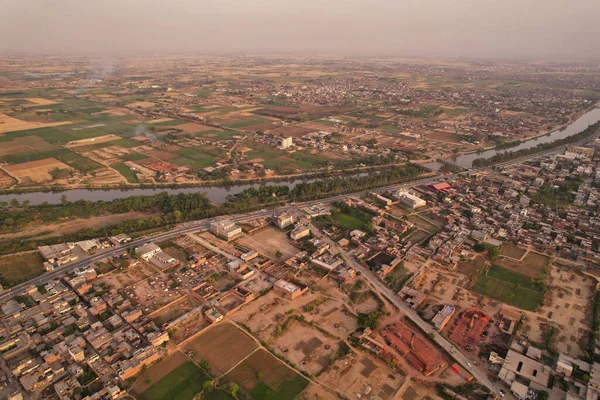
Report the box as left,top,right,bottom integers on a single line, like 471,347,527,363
4,157,73,182
0,136,55,156
0,113,72,133
182,322,259,375
175,122,218,134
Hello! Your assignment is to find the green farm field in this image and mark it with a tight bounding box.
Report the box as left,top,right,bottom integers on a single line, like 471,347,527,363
471,265,545,311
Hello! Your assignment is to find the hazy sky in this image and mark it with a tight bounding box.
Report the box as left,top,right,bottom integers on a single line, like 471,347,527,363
1,0,599,59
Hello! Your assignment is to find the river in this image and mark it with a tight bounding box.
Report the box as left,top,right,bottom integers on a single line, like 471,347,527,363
423,107,600,170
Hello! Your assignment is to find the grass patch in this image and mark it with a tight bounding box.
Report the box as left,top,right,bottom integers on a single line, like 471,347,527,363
0,252,45,288
471,265,544,311
331,210,366,230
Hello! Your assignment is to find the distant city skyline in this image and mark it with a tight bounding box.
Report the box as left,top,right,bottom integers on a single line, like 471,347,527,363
1,0,599,60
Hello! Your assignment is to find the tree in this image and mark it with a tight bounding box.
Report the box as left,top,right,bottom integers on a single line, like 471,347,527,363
487,246,499,261
173,209,183,223
357,312,382,330
199,359,210,369
275,250,283,259
230,383,240,398
203,380,214,393
145,376,152,384
257,372,263,379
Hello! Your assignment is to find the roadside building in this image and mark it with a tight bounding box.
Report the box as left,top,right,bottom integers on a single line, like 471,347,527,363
210,220,242,241
275,212,295,229
290,224,310,240
431,305,455,331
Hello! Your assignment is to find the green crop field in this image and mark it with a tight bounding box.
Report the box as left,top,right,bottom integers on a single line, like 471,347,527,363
471,265,544,311
56,152,102,172
226,119,265,129
331,210,366,229
172,147,221,168
113,163,138,183
138,362,232,400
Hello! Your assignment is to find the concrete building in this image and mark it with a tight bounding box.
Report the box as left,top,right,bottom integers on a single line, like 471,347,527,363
210,220,242,241
396,190,426,209
431,305,455,331
280,136,293,149
135,243,162,261
275,212,295,229
290,225,310,240
498,349,551,388
273,279,304,300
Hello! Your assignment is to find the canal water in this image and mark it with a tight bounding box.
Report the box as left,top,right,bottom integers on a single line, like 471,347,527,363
1,108,599,205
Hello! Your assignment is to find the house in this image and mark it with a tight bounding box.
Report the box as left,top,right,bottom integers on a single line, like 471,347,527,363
273,279,305,300
205,308,224,324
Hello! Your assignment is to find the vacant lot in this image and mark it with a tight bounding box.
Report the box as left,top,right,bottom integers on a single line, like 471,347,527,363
0,252,45,288
406,214,440,233
237,227,300,262
457,256,486,278
471,265,544,311
225,349,309,400
132,352,187,395
499,243,527,260
183,322,259,375
523,252,549,270
176,122,216,134
271,318,341,376
4,157,72,182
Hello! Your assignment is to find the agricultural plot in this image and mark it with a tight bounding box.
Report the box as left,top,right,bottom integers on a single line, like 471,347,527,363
4,158,72,182
224,349,309,400
0,252,45,288
137,360,232,400
406,214,440,233
171,148,220,168
182,322,259,376
471,265,545,311
112,163,138,183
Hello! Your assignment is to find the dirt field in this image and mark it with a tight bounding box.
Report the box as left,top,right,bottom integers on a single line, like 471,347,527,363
494,250,548,278
0,135,55,156
0,113,72,133
24,97,57,106
521,267,596,357
231,291,322,342
523,252,549,271
271,318,341,375
457,256,486,278
149,295,202,326
499,243,527,260
131,351,187,395
303,298,358,338
237,227,300,262
224,348,309,400
127,101,155,108
4,157,73,182
182,321,259,376
426,131,462,143
318,351,403,400
95,262,156,290
65,134,121,148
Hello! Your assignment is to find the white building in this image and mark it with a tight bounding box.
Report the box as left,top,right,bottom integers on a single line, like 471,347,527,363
210,220,242,241
280,136,293,149
396,190,426,209
135,243,162,261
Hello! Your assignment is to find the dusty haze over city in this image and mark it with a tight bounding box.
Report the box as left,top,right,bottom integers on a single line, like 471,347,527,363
1,0,600,59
